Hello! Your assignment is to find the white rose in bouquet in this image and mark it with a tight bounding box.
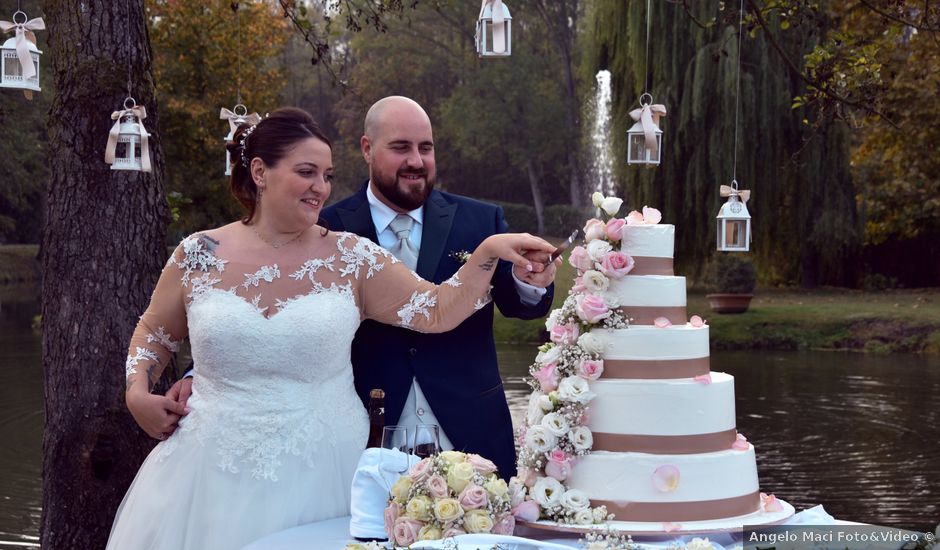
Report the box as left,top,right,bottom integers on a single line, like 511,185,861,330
569,425,594,451
525,425,558,453
581,270,610,293
557,376,595,404
507,478,528,507
541,412,570,437
600,196,624,216
577,332,607,355
463,509,495,534
532,476,565,508
586,239,613,262
560,489,590,511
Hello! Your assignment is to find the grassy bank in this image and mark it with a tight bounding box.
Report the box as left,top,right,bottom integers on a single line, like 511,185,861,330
0,245,39,285
494,261,940,354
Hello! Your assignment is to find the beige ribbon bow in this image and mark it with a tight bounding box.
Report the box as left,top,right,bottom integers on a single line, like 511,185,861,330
479,0,508,54
720,184,751,203
105,106,152,173
0,16,45,80
219,107,262,135
629,103,667,157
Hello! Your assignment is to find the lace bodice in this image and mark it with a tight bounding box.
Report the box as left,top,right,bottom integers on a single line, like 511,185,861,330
123,228,496,479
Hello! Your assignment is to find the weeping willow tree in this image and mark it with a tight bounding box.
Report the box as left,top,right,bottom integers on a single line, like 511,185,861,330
582,1,861,287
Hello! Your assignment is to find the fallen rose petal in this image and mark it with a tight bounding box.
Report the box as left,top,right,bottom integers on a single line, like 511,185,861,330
693,373,712,385
652,465,680,492
654,317,672,328
732,433,749,451
761,493,784,512
663,522,682,533
690,315,705,327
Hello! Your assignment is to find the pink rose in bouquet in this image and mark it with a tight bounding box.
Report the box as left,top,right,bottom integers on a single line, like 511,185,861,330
442,525,467,538
392,517,423,547
599,251,635,279
512,499,540,522
492,512,516,535
605,218,626,241
409,457,433,483
467,454,498,475
384,502,401,540
458,484,490,510
517,466,538,488
577,359,604,381
583,218,606,242
568,246,592,272
576,294,611,323
549,322,580,345
532,363,559,392
545,449,573,481
426,474,449,499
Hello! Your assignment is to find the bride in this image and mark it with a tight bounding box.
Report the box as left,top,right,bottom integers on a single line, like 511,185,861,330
106,107,554,550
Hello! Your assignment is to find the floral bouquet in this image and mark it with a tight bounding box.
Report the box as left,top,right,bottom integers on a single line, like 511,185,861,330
383,450,515,547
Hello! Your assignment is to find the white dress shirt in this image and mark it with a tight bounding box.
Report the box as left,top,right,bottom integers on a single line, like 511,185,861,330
365,184,547,450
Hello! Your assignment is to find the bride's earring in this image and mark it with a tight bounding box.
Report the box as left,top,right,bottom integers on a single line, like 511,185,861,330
256,184,263,204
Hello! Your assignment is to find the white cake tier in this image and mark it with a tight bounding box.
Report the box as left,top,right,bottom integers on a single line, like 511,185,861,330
621,224,674,258
587,373,736,452
593,325,709,361
603,275,688,324
567,445,761,522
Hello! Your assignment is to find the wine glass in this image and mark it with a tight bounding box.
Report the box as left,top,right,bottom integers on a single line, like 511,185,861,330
379,425,409,495
412,424,441,459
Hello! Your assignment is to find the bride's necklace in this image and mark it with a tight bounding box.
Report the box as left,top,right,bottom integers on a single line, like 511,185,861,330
251,225,306,249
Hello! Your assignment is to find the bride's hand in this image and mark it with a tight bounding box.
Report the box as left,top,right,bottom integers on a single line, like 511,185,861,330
477,233,557,273
126,390,189,440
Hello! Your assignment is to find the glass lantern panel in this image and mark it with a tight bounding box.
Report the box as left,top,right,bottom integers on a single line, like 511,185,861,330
627,132,661,165
723,219,749,251
225,150,232,176
3,51,22,80
480,21,511,55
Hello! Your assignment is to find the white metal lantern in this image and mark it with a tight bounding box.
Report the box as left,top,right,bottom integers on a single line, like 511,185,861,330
627,94,667,165
716,182,752,252
475,0,511,57
220,104,261,176
0,11,44,92
105,98,152,173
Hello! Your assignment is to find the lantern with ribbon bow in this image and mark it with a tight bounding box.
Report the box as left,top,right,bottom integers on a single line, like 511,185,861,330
475,0,511,57
221,104,261,176
717,181,751,252
105,98,152,173
627,93,666,165
0,10,44,93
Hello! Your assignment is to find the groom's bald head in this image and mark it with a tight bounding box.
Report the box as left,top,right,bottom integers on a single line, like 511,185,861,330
363,96,432,141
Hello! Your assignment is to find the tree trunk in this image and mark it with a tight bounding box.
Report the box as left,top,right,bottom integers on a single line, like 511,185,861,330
39,1,169,548
526,159,546,235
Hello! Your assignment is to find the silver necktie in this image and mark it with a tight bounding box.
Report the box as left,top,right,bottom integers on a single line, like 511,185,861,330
388,214,419,271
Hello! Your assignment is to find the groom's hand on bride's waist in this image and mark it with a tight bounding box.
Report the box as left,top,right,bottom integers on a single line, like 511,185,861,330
161,377,193,436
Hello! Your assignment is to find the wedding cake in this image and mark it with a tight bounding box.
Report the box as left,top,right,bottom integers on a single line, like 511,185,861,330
512,197,786,530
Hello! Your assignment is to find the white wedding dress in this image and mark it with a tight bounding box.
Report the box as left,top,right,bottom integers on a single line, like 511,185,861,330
107,230,494,550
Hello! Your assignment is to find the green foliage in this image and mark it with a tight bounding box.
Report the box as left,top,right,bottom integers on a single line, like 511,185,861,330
496,202,587,236
707,254,757,294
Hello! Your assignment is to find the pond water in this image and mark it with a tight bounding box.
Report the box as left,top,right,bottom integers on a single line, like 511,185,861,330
1,289,938,548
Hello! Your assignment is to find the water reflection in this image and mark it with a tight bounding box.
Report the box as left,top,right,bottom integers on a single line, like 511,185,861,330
499,344,940,532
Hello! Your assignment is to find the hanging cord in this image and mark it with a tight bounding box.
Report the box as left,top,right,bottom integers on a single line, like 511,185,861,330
234,1,242,105
731,0,744,184
644,0,652,95
126,0,133,100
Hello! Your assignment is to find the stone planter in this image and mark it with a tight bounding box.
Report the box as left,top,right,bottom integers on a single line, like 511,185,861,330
706,293,754,314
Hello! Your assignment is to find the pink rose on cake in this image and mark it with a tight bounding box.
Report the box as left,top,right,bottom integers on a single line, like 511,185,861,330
492,513,516,535
568,245,593,272
545,449,573,481
605,217,626,241
576,294,611,323
550,322,580,345
532,363,559,392
577,359,604,381
599,251,635,279
512,499,540,521
583,218,606,242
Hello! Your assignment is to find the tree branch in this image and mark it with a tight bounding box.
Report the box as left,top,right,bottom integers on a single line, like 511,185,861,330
666,0,714,30
856,0,940,32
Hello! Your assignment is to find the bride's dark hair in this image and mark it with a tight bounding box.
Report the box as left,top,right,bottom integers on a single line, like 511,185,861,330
226,107,332,224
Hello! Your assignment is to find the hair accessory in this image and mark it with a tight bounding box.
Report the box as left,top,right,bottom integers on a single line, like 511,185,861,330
239,123,258,167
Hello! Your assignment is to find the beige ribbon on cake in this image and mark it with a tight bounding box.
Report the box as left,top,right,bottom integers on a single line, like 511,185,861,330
0,15,45,80
105,105,152,173
720,184,750,203
629,102,667,157
478,0,508,53
219,107,261,135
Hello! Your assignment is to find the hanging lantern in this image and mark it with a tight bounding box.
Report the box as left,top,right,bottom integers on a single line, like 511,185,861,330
716,182,752,252
220,104,261,176
475,0,511,57
0,11,44,93
627,93,666,166
105,98,152,173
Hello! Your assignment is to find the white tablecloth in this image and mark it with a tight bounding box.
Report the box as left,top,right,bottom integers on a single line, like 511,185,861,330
242,506,846,550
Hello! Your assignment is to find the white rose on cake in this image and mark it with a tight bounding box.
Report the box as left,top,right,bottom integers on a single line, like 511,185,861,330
525,425,558,453
591,192,605,208
535,345,562,366
545,309,562,332
560,489,590,511
581,270,609,293
569,425,594,450
527,392,547,425
538,393,555,412
585,239,613,262
541,412,570,437
557,376,595,404
573,508,595,525
577,332,607,355
600,196,624,216
532,476,565,508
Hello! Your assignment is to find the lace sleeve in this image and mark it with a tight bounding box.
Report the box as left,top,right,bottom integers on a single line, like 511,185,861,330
124,241,189,393
341,234,497,333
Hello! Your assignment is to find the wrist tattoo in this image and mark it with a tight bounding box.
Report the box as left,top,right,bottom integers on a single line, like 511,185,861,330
146,365,158,393
479,256,498,272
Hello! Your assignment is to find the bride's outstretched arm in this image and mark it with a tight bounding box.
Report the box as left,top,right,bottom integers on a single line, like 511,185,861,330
358,232,555,333
123,244,190,439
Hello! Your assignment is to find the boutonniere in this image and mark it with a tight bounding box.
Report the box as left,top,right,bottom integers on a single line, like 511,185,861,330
449,250,471,263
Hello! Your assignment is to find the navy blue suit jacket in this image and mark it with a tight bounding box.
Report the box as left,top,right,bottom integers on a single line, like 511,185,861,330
320,184,553,479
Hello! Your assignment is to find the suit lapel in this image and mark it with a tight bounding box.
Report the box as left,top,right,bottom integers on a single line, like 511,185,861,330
335,185,379,242
417,191,457,280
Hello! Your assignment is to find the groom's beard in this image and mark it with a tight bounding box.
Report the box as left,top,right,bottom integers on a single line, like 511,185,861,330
372,166,436,211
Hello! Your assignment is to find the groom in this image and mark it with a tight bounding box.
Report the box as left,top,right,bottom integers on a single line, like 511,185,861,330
320,96,556,478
